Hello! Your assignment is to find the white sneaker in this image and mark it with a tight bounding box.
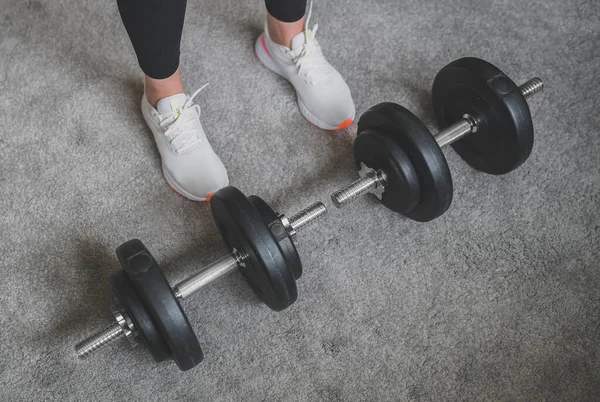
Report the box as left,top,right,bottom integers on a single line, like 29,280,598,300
255,3,355,130
140,85,229,201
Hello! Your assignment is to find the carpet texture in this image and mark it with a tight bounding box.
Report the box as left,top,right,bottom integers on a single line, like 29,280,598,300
1,0,599,400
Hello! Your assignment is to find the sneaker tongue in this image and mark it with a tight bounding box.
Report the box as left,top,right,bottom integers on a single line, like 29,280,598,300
290,31,307,50
156,93,188,114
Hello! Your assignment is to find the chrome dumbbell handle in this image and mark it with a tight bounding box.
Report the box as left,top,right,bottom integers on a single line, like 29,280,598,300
173,201,327,300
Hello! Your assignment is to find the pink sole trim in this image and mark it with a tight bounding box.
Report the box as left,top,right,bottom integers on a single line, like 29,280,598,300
261,34,272,58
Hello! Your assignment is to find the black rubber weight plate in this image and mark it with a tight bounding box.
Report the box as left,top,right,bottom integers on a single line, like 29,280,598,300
358,103,453,222
117,239,203,371
353,129,421,214
210,186,297,311
247,195,302,281
432,57,534,175
110,271,171,363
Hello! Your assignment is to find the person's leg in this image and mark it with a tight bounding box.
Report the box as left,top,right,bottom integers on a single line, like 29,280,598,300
256,1,355,130
117,0,187,106
264,0,306,47
117,0,228,201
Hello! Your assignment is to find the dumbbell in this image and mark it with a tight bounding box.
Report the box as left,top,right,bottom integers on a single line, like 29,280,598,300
74,186,326,371
331,57,544,222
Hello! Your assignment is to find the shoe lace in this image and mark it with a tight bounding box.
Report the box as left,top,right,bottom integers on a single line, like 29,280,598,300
288,1,332,85
155,83,209,154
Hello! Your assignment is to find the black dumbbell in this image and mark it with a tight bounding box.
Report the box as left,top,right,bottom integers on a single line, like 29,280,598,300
74,186,326,371
331,57,544,222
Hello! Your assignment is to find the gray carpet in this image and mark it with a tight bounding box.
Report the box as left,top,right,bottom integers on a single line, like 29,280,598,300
1,0,599,400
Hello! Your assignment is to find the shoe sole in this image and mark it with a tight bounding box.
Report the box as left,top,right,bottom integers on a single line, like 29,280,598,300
162,165,213,202
255,34,354,131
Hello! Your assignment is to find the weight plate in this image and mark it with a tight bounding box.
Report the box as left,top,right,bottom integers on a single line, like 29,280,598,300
353,129,421,214
210,186,297,311
117,239,203,371
110,271,171,363
432,57,534,174
358,102,453,222
247,195,302,281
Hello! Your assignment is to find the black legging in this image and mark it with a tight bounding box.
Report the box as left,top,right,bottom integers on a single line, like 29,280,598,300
117,0,307,79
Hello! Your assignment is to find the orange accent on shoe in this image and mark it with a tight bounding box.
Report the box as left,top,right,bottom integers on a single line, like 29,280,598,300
205,192,215,202
163,178,210,202
335,119,353,130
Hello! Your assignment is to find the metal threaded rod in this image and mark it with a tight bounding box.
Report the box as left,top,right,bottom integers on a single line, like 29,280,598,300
75,323,124,358
331,77,544,208
331,171,384,208
76,201,327,358
519,77,544,99
290,201,328,232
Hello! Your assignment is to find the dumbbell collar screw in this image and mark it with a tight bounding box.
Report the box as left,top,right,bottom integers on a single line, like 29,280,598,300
232,248,247,268
359,163,388,200
462,113,479,133
278,214,296,239
111,305,138,348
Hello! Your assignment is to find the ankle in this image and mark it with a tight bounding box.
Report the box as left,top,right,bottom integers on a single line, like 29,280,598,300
267,13,304,48
145,68,185,107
